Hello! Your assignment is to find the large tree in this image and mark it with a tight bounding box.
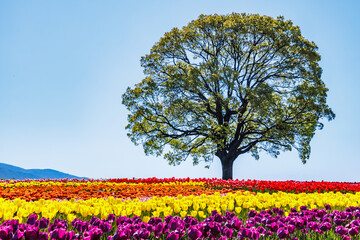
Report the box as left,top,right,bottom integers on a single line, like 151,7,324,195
122,13,335,180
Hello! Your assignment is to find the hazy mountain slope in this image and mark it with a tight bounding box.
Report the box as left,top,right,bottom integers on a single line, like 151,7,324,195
0,162,85,180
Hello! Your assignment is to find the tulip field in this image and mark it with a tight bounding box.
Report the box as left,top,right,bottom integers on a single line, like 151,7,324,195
1,178,360,239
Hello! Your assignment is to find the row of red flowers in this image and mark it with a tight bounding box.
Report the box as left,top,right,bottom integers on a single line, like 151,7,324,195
203,179,360,193
106,178,360,193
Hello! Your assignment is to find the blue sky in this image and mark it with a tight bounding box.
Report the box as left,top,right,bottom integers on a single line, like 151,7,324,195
0,0,359,181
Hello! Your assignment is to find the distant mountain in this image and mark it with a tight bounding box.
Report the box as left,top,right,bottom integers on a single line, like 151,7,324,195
0,163,86,180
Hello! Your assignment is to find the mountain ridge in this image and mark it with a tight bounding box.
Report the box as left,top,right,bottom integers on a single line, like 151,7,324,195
0,162,86,180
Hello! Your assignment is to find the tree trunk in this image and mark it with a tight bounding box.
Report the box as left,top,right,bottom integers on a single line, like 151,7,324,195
221,158,234,180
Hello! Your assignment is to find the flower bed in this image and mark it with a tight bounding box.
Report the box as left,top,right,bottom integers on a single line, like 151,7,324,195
1,178,360,239
1,207,360,239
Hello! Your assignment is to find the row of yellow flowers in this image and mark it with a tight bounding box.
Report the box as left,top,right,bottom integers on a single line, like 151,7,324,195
1,190,359,224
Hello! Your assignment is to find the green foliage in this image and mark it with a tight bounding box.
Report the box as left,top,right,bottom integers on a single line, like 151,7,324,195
122,13,335,168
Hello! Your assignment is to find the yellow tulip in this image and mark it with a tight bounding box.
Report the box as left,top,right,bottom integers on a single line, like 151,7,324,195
180,211,187,218
198,211,205,218
235,207,242,214
142,216,150,223
67,213,76,223
190,210,197,218
152,211,160,218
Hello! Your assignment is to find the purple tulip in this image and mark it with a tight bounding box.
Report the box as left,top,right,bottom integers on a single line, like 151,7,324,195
269,222,278,232
164,215,173,224
322,216,331,223
24,225,39,240
222,227,233,238
107,214,116,223
39,218,50,229
99,221,112,234
278,209,284,216
115,216,127,226
49,220,68,232
317,209,327,218
341,235,351,240
277,221,285,229
287,224,295,234
320,222,332,232
0,226,12,240
12,229,25,240
237,228,250,239
168,219,179,231
257,226,266,234
26,214,38,225
214,214,225,223
64,231,75,240
300,206,308,211
349,226,359,236
139,228,150,239
261,217,271,226
226,217,242,229
277,227,289,239
49,229,58,240
307,221,320,232
237,232,245,240
209,222,221,236
174,226,185,238
335,226,348,235
118,230,130,240
350,220,360,227
340,211,347,219
248,209,257,218
80,222,89,233
90,227,103,240
166,232,179,240
294,218,304,229
250,229,260,240
72,220,89,233
188,218,198,227
90,216,101,227
18,224,26,233
154,222,165,238
132,228,141,239
148,217,162,225
225,211,236,220
187,226,202,240
51,228,67,240
144,223,153,233
109,229,128,240
254,216,261,224
245,218,256,228
219,237,227,240
211,210,219,216
82,231,92,240
39,232,49,240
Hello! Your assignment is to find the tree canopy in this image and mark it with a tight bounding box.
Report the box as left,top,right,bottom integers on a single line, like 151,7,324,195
122,13,335,179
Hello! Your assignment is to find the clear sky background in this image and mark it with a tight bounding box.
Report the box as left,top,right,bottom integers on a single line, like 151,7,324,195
0,0,359,181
